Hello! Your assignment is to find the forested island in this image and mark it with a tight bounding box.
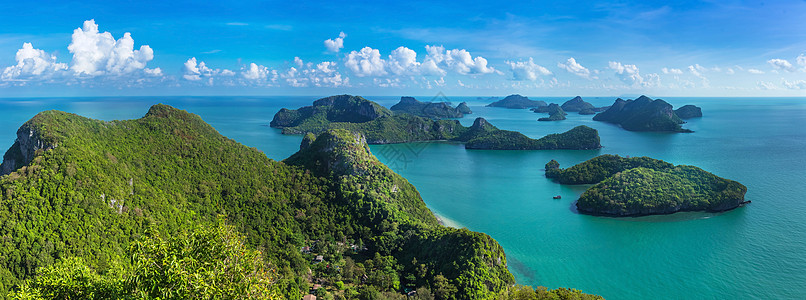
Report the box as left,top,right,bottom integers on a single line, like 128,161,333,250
271,95,602,150
560,96,609,115
390,96,472,118
545,155,748,216
592,96,699,132
532,103,567,121
485,94,547,109
0,105,602,299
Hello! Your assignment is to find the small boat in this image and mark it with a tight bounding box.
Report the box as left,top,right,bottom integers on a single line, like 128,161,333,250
553,195,562,199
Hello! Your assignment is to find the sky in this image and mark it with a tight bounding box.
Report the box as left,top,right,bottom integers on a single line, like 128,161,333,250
1,0,805,97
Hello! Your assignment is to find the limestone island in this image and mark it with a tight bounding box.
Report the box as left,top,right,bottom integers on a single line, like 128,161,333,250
532,103,567,121
486,94,547,109
270,95,602,150
390,96,472,118
560,96,609,115
593,95,697,132
545,154,749,216
675,104,703,119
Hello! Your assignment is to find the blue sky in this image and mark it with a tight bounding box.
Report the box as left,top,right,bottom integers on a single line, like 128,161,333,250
1,0,805,97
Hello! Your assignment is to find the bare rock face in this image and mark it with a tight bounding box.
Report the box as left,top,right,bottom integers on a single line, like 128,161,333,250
1,122,58,176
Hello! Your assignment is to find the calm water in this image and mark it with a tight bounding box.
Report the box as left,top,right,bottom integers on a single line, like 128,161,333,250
1,96,805,299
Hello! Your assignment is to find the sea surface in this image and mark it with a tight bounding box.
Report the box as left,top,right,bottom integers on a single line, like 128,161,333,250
1,95,805,299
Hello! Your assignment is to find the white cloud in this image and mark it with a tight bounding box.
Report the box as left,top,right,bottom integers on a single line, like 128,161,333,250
767,58,795,72
748,68,765,74
783,79,806,89
182,57,233,83
662,67,683,74
507,58,551,81
345,47,387,77
1,43,68,81
609,61,644,86
242,62,274,81
726,68,735,75
68,19,155,76
387,46,420,75
558,57,593,79
757,81,776,90
324,32,346,53
797,53,806,71
424,45,495,75
283,57,348,87
686,65,710,87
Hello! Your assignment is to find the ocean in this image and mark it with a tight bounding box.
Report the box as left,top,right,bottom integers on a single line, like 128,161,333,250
1,95,805,299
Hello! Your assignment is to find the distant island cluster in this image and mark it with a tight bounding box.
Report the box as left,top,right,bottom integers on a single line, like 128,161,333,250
487,94,702,132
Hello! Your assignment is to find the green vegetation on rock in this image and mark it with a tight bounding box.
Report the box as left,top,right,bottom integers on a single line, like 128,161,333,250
485,95,547,109
390,97,471,119
593,96,693,132
271,95,602,150
545,155,748,216
0,105,526,299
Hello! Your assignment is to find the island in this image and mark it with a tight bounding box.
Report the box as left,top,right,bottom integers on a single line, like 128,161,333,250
0,105,607,299
390,96,472,118
560,96,609,115
545,154,748,216
675,104,703,119
532,103,567,121
592,95,694,132
271,94,602,150
486,94,547,109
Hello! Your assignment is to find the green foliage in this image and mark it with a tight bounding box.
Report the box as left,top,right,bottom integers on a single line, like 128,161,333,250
577,166,747,216
0,105,529,299
8,220,279,300
546,154,673,184
486,95,547,109
501,285,604,300
466,126,600,150
547,155,747,216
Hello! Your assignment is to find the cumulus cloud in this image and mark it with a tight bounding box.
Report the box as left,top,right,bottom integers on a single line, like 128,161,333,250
767,58,795,72
798,53,806,71
282,57,348,87
387,47,420,75
662,67,683,74
68,19,155,76
609,61,644,86
558,57,593,79
182,57,234,84
424,45,495,75
242,63,275,82
1,43,68,81
783,79,806,89
345,47,387,77
748,68,765,74
506,58,551,81
324,32,346,53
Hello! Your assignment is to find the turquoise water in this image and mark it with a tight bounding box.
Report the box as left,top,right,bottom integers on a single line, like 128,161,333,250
2,96,805,299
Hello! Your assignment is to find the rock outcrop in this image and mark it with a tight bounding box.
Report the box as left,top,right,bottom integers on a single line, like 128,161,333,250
1,120,58,176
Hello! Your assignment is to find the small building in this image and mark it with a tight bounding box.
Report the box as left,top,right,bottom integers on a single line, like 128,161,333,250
301,246,311,254
302,294,317,300
314,255,324,263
